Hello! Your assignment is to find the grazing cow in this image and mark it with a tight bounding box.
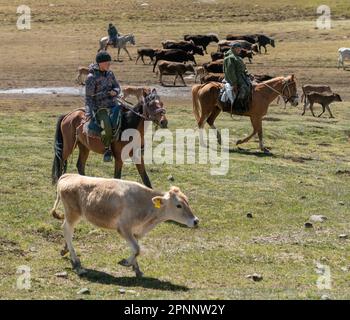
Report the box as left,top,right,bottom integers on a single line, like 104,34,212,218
200,73,224,84
194,66,208,83
184,34,219,54
122,86,151,102
153,49,196,72
75,66,89,85
135,48,159,65
162,40,204,56
301,84,332,108
157,61,195,86
51,174,199,277
226,34,257,44
203,59,223,73
303,92,342,118
338,48,350,70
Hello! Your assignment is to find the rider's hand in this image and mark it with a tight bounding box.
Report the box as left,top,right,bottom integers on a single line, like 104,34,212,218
233,86,238,94
109,90,117,97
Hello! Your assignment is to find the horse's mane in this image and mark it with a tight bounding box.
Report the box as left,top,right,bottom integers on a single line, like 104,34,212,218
122,102,143,130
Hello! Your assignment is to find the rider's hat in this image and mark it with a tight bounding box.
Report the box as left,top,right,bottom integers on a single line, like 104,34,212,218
96,51,112,63
230,42,242,48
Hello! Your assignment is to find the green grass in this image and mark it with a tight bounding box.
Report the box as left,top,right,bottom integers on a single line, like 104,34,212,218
0,95,349,300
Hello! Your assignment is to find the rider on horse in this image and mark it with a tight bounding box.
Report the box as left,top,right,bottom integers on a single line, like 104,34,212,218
85,51,122,162
223,42,252,112
108,23,120,48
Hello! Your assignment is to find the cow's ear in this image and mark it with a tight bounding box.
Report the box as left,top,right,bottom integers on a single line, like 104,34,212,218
291,74,295,81
152,196,164,209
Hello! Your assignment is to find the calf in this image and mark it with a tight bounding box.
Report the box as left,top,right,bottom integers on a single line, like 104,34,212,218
303,92,342,118
75,66,89,85
122,85,151,102
338,47,350,70
226,34,257,44
211,52,224,61
135,48,159,65
51,174,199,277
157,61,195,86
153,49,196,72
301,84,332,107
194,66,208,83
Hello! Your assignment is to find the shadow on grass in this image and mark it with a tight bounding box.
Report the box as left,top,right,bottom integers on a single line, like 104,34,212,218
223,147,276,158
79,268,189,292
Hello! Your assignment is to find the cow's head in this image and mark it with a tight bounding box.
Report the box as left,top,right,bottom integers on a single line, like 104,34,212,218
333,93,342,102
152,187,199,228
270,38,275,48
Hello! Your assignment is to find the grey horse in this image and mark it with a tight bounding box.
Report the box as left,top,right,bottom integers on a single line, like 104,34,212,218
98,34,136,62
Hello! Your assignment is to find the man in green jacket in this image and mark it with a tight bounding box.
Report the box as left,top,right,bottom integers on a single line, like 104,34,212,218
223,42,251,111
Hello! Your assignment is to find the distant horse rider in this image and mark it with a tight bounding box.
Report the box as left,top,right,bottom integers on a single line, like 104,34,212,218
108,23,120,48
223,42,252,112
85,51,122,162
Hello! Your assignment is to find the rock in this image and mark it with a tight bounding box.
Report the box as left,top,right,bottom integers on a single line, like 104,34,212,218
29,246,37,252
52,90,57,94
246,273,263,282
321,294,331,300
304,222,313,228
341,266,348,272
310,215,327,222
246,212,253,218
118,288,126,294
339,201,345,206
339,234,348,240
55,271,68,278
167,175,175,182
77,288,90,295
300,196,307,199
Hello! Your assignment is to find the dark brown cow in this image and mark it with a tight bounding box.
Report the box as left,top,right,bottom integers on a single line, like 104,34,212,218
153,49,197,72
183,34,219,54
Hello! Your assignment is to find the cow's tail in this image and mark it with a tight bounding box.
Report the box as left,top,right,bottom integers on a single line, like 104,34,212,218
51,192,64,220
51,115,66,185
192,84,202,124
301,87,306,103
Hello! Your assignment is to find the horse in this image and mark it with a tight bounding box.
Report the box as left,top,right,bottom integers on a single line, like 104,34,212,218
98,34,136,61
51,89,167,189
191,75,299,152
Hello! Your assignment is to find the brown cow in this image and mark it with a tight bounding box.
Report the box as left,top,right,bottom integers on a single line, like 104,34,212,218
157,61,195,86
122,85,151,102
51,174,199,277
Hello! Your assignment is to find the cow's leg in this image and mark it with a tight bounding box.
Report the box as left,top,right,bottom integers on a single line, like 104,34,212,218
179,74,186,86
302,99,309,115
309,102,316,117
236,116,259,146
118,230,143,277
135,55,140,64
318,104,326,117
325,104,334,118
159,72,164,85
76,142,89,176
63,219,86,275
135,157,152,189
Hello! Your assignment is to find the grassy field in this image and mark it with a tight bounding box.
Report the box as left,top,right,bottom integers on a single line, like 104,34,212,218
0,0,350,300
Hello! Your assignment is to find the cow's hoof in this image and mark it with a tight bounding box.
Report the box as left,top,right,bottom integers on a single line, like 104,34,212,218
135,270,144,278
118,259,131,267
262,147,271,154
76,267,88,276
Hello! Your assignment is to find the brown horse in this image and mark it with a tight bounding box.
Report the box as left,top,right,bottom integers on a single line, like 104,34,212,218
51,89,167,188
192,75,299,152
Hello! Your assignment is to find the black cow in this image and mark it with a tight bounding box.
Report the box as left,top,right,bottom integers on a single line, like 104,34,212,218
183,34,219,54
162,41,204,56
255,34,275,54
211,52,224,61
215,47,254,63
203,60,223,74
153,49,197,72
226,34,257,44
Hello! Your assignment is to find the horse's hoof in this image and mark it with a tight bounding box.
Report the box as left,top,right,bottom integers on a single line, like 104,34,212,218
135,270,144,278
262,148,271,154
236,140,242,145
118,259,131,267
60,248,69,257
76,267,88,276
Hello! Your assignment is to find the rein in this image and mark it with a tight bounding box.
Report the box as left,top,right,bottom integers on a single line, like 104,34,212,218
261,78,297,103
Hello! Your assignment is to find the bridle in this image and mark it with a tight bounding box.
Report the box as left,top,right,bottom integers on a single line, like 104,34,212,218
261,78,298,103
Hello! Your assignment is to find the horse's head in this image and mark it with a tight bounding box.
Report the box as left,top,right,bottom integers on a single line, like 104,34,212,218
282,74,299,107
142,88,168,128
130,34,136,45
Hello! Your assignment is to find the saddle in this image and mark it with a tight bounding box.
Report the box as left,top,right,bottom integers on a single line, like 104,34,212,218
219,82,253,115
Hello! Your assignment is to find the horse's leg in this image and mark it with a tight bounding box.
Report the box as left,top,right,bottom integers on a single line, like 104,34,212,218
124,47,133,61
206,107,222,145
236,116,259,146
256,118,269,152
76,142,89,176
135,157,152,189
117,48,121,62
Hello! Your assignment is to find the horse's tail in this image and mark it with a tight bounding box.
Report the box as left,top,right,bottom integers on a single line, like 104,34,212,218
51,115,66,185
192,84,202,124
